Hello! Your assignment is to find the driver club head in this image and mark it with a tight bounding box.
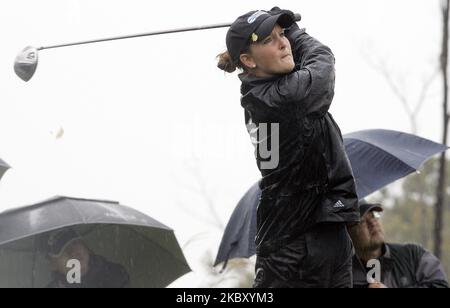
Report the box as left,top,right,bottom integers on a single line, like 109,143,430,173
14,46,39,82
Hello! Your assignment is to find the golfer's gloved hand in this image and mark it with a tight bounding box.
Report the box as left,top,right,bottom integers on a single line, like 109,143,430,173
269,6,286,12
268,7,300,34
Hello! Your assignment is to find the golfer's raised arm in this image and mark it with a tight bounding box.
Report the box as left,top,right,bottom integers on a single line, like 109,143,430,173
270,24,336,117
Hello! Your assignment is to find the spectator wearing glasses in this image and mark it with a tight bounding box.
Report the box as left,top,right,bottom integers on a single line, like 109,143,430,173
348,200,449,288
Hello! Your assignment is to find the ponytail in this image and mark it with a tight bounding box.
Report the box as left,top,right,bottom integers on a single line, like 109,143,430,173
216,51,238,73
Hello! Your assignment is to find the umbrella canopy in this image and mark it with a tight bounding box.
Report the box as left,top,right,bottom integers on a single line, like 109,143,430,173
0,196,190,288
215,129,448,266
0,158,10,182
215,183,261,268
344,129,448,198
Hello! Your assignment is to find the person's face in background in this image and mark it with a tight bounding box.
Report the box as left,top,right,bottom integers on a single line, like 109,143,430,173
350,210,385,252
52,240,90,277
240,24,295,77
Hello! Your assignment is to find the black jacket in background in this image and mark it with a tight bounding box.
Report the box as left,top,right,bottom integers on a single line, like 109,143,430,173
353,243,449,288
47,254,129,288
239,25,359,254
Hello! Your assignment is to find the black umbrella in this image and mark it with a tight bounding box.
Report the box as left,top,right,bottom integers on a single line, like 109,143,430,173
215,129,448,266
0,158,10,182
0,196,190,288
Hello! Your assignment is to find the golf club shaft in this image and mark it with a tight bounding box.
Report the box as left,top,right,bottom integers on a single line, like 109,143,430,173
38,14,301,51
38,22,231,50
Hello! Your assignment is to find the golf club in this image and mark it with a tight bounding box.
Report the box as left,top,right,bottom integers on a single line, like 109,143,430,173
14,13,301,82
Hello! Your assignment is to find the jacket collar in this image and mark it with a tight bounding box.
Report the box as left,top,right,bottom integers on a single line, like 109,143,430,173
382,242,392,259
239,63,301,94
239,72,280,95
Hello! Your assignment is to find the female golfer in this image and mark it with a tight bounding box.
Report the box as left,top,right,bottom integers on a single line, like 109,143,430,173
217,8,359,288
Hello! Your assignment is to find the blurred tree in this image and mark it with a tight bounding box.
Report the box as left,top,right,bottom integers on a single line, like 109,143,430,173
434,0,450,259
364,0,449,260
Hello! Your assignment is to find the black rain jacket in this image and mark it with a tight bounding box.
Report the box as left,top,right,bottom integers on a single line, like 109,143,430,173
239,24,359,255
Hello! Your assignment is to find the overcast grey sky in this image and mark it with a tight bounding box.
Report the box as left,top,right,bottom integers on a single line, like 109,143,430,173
0,0,444,283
